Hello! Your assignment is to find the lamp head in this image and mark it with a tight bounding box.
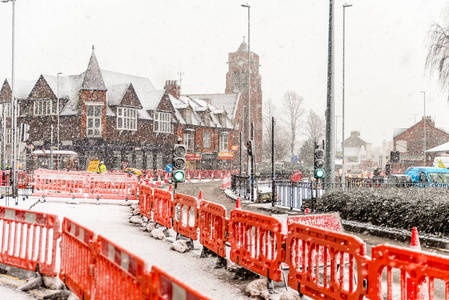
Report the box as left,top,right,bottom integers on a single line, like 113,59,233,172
241,3,250,8
343,3,353,7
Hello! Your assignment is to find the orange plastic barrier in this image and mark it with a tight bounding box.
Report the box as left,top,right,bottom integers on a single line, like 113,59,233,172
153,189,173,229
95,235,146,300
59,218,95,300
367,244,449,300
173,193,199,240
228,210,285,282
0,206,60,276
285,222,369,299
198,200,228,257
88,174,138,200
146,265,213,300
139,184,153,220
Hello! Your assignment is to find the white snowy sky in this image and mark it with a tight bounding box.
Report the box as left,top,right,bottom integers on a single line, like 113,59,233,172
0,0,449,147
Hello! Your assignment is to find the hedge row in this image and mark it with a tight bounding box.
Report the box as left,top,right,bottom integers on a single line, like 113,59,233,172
318,187,449,236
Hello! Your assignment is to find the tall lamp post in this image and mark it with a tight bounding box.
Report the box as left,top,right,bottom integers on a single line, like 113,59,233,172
242,3,253,200
57,72,62,152
2,0,18,198
421,91,426,165
341,3,352,186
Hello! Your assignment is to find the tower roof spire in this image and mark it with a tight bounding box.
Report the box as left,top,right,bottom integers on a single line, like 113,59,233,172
237,36,248,52
81,45,107,91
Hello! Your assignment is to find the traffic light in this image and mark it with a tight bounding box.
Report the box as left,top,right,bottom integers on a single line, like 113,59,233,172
246,140,253,156
314,147,325,179
173,144,186,182
390,151,400,163
385,164,391,176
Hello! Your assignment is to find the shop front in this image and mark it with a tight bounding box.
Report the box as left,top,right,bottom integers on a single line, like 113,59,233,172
201,153,216,170
186,153,202,170
217,152,234,170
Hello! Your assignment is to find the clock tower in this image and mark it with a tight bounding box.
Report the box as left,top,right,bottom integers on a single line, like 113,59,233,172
225,39,263,162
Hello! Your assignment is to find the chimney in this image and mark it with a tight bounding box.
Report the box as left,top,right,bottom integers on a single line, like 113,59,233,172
164,80,180,98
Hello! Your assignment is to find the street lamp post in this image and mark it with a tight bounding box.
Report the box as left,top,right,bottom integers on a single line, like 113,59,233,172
342,3,352,187
241,3,253,201
57,72,62,152
2,0,18,198
421,91,426,165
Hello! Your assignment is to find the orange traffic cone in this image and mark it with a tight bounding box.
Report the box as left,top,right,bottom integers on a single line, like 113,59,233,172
236,197,241,209
407,227,429,300
168,185,172,193
199,190,203,200
410,227,421,250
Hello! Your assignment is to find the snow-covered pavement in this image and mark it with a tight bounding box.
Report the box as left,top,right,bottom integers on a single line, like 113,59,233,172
7,194,255,299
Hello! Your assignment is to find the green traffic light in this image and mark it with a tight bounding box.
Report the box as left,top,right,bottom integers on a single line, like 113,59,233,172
173,170,185,182
315,169,324,179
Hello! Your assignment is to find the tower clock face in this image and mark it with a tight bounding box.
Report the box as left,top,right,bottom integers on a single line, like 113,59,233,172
237,59,245,68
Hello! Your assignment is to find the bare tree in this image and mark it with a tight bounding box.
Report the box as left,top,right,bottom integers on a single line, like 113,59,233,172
282,91,305,157
262,98,290,161
300,110,326,170
426,13,449,90
304,110,325,145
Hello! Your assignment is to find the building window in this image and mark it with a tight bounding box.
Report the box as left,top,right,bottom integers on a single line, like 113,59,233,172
5,128,12,145
185,132,194,151
34,100,55,116
203,112,210,127
1,103,11,117
203,132,211,148
86,104,102,137
396,140,407,152
184,110,192,124
117,107,137,131
219,133,229,152
233,71,240,92
154,112,172,133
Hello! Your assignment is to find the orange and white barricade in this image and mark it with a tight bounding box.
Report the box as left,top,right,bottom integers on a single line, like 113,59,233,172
228,210,285,282
146,265,212,299
59,218,96,299
152,188,173,229
173,193,199,240
198,200,228,258
0,206,61,276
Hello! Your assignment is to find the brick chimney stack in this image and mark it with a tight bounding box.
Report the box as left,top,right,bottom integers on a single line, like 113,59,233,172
164,80,180,98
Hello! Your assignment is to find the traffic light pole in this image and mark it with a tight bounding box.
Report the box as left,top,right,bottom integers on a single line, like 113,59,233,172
251,123,254,202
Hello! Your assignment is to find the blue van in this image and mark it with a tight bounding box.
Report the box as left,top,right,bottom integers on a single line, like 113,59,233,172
404,167,449,186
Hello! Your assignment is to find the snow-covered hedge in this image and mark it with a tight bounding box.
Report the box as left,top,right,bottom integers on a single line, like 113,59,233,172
318,187,449,236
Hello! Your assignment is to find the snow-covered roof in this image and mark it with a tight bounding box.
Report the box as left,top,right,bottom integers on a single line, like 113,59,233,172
393,128,408,139
185,93,240,120
4,78,36,99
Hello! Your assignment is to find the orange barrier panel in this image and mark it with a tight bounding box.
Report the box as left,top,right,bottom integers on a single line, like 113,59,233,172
59,218,95,300
173,193,199,240
367,244,449,300
285,222,369,299
228,210,285,282
95,235,146,300
139,184,153,220
146,265,213,300
198,200,228,257
88,174,139,200
0,206,60,277
153,189,173,229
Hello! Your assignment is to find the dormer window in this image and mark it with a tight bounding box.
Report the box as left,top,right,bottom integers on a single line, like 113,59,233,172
185,110,192,124
34,99,55,116
117,107,137,131
203,112,210,127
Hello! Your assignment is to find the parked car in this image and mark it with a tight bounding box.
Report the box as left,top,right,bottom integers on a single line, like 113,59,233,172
404,167,449,186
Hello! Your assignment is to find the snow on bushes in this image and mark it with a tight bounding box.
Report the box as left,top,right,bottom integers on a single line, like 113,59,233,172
318,187,449,236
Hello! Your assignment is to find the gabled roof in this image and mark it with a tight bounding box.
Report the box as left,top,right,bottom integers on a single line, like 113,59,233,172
81,46,107,91
2,78,36,99
184,93,240,120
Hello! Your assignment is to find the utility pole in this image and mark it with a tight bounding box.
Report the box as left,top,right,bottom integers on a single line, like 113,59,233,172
325,0,336,184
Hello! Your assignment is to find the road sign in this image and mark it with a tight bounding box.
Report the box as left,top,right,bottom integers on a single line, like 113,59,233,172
165,164,173,173
291,155,298,163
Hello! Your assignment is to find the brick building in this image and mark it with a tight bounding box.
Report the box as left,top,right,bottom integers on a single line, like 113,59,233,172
0,47,235,171
393,116,449,172
188,39,263,165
